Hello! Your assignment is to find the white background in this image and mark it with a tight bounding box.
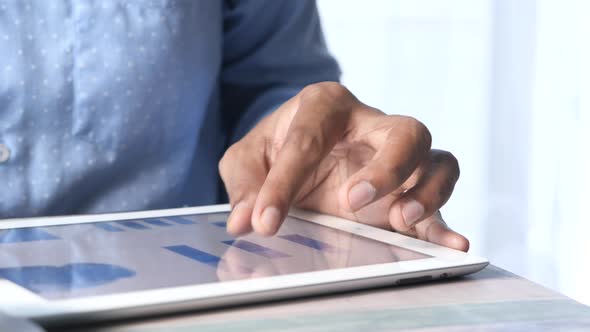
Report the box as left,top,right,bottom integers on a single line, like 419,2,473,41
318,0,590,304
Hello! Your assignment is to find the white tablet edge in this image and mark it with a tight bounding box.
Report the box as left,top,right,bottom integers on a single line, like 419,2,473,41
0,204,489,322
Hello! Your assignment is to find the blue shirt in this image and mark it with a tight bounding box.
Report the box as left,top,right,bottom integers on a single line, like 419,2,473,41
0,0,340,218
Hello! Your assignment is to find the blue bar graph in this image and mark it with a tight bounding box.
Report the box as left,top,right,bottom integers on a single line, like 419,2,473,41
164,245,220,267
0,228,60,243
117,221,150,230
93,223,125,232
279,234,335,251
143,219,172,227
223,240,289,258
210,221,227,228
166,216,196,225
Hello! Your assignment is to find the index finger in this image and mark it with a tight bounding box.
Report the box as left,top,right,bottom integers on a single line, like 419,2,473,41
251,83,354,235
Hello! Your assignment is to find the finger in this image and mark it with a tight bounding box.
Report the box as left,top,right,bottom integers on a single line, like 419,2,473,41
249,260,280,279
219,140,268,236
388,150,460,230
252,83,353,235
415,211,470,252
216,258,236,281
338,116,432,212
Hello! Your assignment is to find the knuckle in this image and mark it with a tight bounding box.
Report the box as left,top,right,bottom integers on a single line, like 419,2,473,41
301,82,353,103
432,150,461,181
285,128,323,159
447,153,460,179
298,83,355,128
398,116,432,151
218,156,227,178
219,143,242,177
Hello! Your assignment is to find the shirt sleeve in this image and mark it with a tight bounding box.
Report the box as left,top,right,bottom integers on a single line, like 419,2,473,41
221,0,341,144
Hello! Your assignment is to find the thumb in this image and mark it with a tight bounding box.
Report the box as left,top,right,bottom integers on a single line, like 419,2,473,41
219,141,268,236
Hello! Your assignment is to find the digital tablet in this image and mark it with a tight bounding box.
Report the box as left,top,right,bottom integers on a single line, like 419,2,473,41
0,204,488,325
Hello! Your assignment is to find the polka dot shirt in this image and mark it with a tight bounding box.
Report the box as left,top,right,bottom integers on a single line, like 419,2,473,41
0,0,340,218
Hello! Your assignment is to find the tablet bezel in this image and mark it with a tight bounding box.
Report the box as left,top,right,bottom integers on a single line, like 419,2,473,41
0,204,488,323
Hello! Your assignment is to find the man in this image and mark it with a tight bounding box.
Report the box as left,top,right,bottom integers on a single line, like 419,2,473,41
0,0,468,251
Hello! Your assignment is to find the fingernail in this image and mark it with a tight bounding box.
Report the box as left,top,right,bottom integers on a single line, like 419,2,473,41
402,200,424,226
260,206,281,232
348,181,376,210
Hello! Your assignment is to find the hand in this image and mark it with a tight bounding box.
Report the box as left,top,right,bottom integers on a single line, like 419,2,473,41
219,82,469,251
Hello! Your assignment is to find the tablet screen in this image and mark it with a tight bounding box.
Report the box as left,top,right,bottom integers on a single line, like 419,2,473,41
0,213,430,300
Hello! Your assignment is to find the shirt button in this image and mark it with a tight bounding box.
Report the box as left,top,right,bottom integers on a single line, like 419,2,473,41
0,143,11,163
